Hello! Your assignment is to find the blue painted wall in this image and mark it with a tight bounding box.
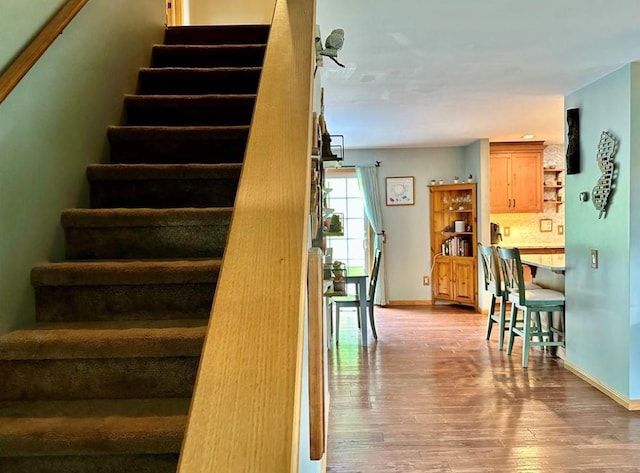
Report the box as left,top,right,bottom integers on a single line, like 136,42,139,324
565,64,636,399
628,63,640,399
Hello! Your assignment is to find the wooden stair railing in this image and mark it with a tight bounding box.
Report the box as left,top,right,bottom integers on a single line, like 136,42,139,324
177,0,316,471
0,0,89,106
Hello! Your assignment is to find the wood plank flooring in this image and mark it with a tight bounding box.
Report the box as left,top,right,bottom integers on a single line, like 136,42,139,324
326,305,640,473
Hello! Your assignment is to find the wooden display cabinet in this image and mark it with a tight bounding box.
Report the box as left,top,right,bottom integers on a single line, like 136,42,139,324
490,141,544,213
429,183,477,308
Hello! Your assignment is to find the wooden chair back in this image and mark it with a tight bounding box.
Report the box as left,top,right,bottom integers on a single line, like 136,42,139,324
368,249,382,303
497,246,526,305
478,243,502,296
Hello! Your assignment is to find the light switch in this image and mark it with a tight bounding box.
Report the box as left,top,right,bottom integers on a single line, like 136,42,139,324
591,249,598,269
504,226,511,237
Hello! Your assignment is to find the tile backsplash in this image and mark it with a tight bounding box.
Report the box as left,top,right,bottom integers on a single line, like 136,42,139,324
490,144,565,248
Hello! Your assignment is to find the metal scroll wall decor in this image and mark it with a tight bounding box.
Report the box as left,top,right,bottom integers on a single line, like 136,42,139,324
591,131,618,219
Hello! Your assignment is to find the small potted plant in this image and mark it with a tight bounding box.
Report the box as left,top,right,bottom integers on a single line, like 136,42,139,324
323,213,344,235
331,260,347,292
453,176,459,184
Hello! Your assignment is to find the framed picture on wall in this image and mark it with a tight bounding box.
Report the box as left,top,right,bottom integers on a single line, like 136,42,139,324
539,218,553,232
386,176,415,206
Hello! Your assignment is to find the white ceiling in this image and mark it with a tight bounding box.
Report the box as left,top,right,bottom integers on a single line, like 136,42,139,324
316,0,640,149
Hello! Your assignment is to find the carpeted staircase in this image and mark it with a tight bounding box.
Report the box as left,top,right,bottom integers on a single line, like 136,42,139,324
0,24,269,473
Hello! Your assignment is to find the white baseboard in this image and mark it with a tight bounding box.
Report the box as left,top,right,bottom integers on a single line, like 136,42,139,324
564,360,640,410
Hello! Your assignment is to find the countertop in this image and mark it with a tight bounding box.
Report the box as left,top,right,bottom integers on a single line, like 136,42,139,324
520,253,566,272
504,245,564,253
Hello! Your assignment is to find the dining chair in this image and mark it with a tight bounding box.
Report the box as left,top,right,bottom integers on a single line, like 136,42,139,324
478,243,509,350
497,246,565,368
332,249,382,343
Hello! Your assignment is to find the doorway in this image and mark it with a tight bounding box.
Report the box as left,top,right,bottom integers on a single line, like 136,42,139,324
166,0,184,26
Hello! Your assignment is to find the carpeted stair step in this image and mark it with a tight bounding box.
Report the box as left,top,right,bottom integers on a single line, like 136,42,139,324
124,94,256,126
0,320,205,401
1,22,266,471
62,208,231,260
0,398,189,472
151,44,266,68
137,67,261,95
163,24,269,45
108,125,249,164
87,163,241,209
32,259,220,322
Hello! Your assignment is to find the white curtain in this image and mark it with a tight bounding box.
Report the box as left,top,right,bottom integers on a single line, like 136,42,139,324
356,166,387,305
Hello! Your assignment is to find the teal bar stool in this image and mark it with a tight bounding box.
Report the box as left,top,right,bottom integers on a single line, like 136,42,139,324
497,247,565,368
478,243,508,350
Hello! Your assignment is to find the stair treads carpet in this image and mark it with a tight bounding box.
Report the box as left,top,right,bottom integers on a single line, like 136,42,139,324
151,44,266,68
108,125,249,164
136,67,261,95
87,163,242,181
0,23,268,471
62,208,231,259
124,94,256,126
0,398,189,455
0,320,206,360
87,163,242,209
31,259,221,287
0,455,179,473
62,208,232,228
164,24,269,45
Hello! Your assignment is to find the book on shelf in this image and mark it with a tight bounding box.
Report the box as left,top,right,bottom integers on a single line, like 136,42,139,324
441,236,471,256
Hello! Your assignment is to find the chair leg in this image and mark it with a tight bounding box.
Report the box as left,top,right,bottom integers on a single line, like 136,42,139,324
486,294,496,340
368,302,378,340
533,311,543,344
328,298,333,339
498,295,507,351
522,308,532,368
546,311,554,345
507,303,518,355
335,302,340,344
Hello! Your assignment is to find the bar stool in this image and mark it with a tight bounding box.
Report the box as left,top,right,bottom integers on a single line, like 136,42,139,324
478,243,509,350
497,246,565,368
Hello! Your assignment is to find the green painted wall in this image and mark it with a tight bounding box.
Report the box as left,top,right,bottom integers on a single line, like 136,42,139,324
0,0,164,334
565,64,633,399
344,146,468,302
464,139,490,310
628,63,640,399
0,0,67,70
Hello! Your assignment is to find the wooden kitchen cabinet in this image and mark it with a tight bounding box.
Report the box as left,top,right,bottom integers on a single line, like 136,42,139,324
490,141,544,213
433,257,476,305
429,183,477,309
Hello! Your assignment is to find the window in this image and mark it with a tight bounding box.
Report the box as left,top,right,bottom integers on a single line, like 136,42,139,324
325,171,368,274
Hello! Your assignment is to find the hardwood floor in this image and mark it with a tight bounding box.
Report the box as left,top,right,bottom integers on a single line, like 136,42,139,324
326,305,640,473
